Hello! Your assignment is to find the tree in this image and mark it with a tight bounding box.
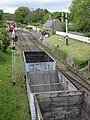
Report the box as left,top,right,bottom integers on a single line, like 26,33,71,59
69,0,90,32
43,13,50,23
35,8,49,22
0,9,3,20
52,12,61,19
0,9,10,52
4,13,14,20
29,11,38,23
29,8,49,24
14,7,30,24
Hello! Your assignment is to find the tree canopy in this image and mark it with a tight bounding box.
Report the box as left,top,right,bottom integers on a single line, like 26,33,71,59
69,0,90,33
14,7,30,24
29,8,49,24
14,7,65,26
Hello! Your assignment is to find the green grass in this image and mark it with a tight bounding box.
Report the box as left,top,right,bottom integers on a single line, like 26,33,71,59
45,35,90,62
0,49,30,120
44,35,90,78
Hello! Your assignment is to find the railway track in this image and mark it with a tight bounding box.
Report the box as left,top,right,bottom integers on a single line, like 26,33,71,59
58,68,90,93
16,29,90,94
16,30,31,51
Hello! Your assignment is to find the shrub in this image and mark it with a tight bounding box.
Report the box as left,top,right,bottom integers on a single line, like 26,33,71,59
25,26,33,30
60,22,66,32
74,59,88,69
85,32,90,37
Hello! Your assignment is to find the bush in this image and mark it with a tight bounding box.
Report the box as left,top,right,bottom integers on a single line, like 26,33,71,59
60,22,66,32
25,26,33,30
74,59,88,69
85,32,90,37
55,47,67,61
0,29,10,52
68,23,76,31
32,22,40,26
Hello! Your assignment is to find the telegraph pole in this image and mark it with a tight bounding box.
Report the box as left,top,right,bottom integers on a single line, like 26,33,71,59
65,12,69,45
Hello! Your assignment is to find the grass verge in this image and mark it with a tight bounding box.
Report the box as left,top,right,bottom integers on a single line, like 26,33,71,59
43,35,90,79
0,48,30,120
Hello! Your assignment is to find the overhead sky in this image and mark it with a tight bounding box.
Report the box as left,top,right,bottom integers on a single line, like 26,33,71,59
0,0,72,14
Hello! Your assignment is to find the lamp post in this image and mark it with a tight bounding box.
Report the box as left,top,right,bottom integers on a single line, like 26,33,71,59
65,12,69,45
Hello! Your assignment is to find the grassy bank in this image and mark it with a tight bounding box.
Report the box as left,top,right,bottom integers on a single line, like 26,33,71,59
44,35,90,78
0,49,30,120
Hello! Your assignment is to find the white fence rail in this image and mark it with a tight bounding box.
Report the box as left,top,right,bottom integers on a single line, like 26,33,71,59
56,31,90,44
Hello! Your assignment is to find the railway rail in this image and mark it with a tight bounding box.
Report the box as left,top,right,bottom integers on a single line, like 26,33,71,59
16,29,90,94
58,68,90,92
16,30,31,51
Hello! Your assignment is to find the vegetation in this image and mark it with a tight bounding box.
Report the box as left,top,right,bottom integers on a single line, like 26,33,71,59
69,0,90,34
44,35,90,73
29,8,49,24
14,7,30,24
14,7,49,25
0,9,30,118
0,9,10,52
13,7,66,28
0,48,30,120
3,13,14,20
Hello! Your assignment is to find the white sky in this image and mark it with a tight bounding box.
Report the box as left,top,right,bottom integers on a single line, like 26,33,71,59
0,0,72,14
